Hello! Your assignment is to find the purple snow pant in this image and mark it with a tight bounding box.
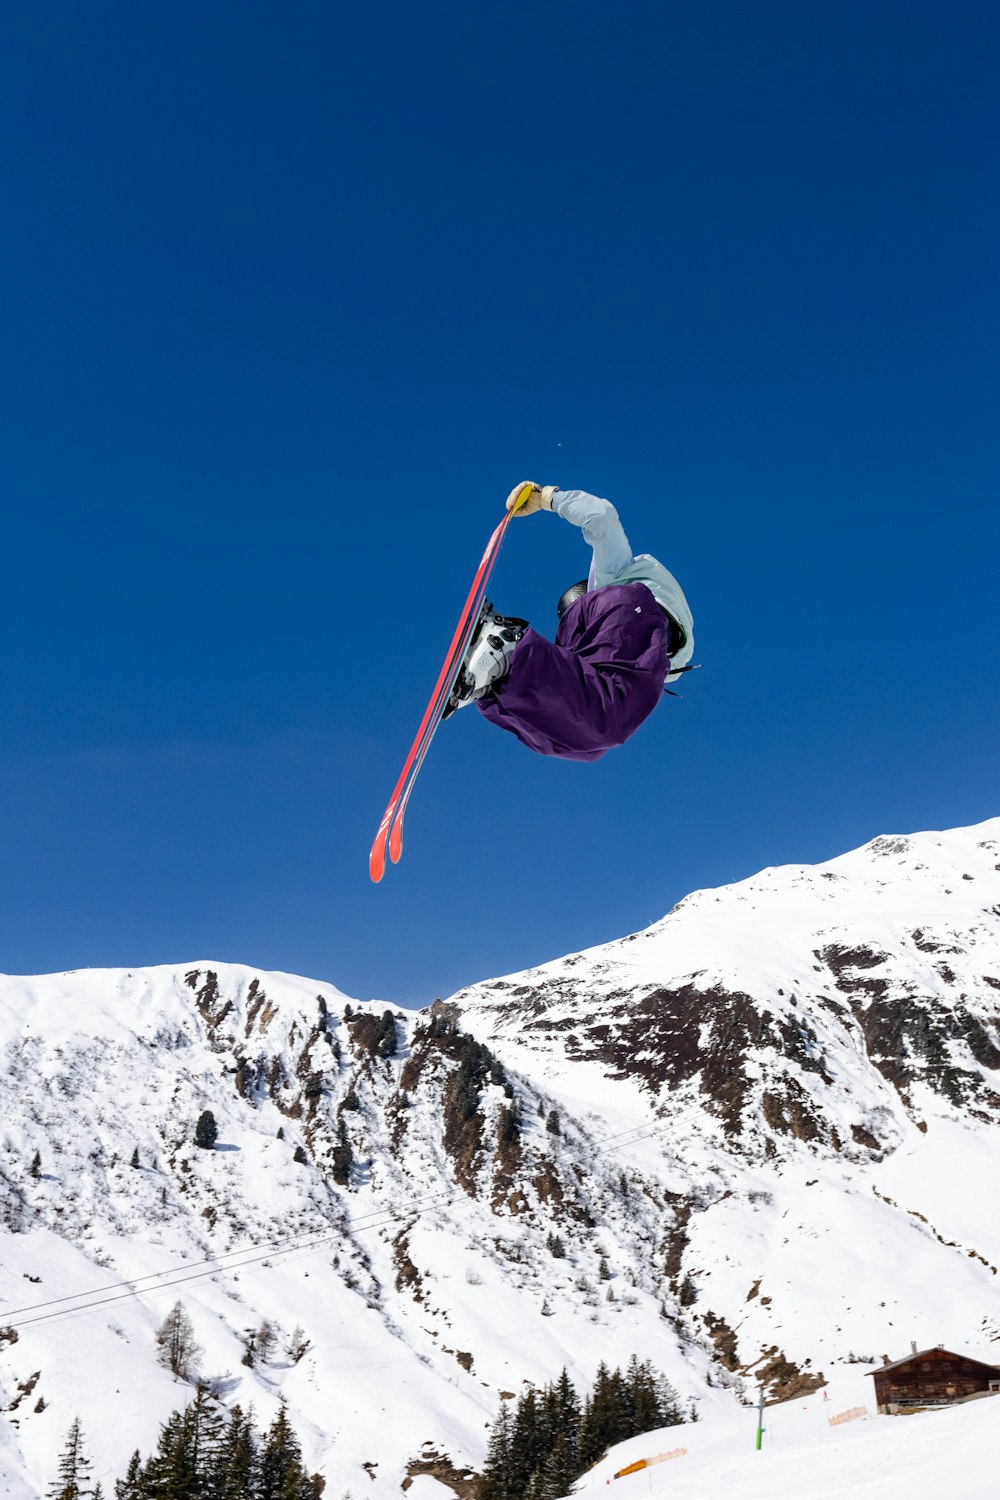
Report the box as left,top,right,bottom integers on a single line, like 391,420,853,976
477,582,671,762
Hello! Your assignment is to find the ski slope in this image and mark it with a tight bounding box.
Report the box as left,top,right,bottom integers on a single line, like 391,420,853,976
577,1372,1000,1500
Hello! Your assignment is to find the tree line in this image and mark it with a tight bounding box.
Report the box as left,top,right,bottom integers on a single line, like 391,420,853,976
48,1393,323,1500
480,1356,687,1500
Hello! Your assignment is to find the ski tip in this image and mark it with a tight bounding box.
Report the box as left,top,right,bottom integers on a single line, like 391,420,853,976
388,820,404,865
369,839,388,884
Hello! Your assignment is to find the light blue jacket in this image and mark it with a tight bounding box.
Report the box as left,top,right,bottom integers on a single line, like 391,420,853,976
550,490,695,680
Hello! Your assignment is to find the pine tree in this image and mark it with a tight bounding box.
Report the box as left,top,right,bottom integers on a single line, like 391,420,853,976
286,1325,311,1364
479,1400,515,1500
377,1010,397,1058
605,1367,629,1447
539,1431,573,1500
331,1116,352,1184
30,1150,42,1180
654,1370,683,1428
140,1409,188,1496
114,1451,143,1500
215,1405,258,1499
497,1102,521,1147
256,1319,279,1364
576,1395,601,1472
241,1326,258,1368
508,1388,546,1498
257,1403,309,1500
580,1361,628,1462
141,1388,224,1498
187,1384,225,1477
155,1301,203,1381
130,1146,141,1169
545,1109,560,1136
48,1418,93,1500
194,1111,218,1149
523,1469,546,1500
48,1420,90,1498
552,1369,581,1469
540,1383,559,1457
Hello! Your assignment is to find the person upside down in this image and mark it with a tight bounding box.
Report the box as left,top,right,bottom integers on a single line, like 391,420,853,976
444,482,695,762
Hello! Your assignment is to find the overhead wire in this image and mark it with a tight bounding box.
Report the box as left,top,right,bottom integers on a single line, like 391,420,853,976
3,1191,453,1330
3,1057,680,1334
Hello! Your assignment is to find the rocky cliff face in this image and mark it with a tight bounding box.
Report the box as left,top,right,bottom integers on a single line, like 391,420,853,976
447,818,1000,1403
452,822,1000,1158
0,963,684,1491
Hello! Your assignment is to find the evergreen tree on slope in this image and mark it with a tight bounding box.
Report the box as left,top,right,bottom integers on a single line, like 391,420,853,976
214,1404,258,1500
509,1388,545,1498
155,1301,202,1382
140,1386,224,1498
114,1451,143,1500
539,1431,574,1500
257,1402,312,1500
479,1400,515,1500
48,1418,94,1500
552,1368,581,1468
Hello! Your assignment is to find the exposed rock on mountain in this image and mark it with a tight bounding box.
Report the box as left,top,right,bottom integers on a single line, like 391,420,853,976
1,818,999,1494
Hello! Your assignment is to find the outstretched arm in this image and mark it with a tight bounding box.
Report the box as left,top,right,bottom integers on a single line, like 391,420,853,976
505,481,634,582
550,489,634,582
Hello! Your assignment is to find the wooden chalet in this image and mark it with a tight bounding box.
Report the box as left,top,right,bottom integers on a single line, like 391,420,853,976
868,1344,1000,1413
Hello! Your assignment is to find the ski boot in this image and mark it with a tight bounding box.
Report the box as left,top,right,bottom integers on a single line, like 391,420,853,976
443,602,527,718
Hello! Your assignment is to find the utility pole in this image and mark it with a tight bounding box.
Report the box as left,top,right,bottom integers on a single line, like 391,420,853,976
755,1386,766,1451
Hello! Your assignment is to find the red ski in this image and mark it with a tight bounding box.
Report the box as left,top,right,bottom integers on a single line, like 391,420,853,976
369,485,532,883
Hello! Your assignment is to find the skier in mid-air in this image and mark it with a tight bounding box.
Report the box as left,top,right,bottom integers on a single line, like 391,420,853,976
444,483,695,761
368,480,696,877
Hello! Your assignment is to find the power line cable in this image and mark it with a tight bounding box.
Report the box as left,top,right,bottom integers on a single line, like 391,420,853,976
4,1065,677,1333
6,1190,449,1317
4,1192,453,1329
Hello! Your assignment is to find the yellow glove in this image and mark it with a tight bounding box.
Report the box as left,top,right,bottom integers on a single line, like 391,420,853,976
506,482,559,516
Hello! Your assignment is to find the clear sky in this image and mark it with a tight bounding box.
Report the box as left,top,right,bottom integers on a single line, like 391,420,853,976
2,2,998,1007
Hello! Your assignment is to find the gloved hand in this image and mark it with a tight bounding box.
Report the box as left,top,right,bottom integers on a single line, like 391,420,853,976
506,482,559,516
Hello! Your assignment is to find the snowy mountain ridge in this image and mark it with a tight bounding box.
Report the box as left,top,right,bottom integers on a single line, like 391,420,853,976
2,817,1000,1494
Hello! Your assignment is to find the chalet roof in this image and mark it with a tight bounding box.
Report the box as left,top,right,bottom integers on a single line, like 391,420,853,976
867,1348,1000,1377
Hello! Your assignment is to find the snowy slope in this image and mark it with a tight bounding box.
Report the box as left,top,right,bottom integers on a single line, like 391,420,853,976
2,818,1000,1493
451,818,1000,1395
576,1369,1000,1500
0,967,721,1492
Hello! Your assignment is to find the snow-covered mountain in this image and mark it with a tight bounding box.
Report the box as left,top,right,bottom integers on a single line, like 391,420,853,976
2,817,1000,1494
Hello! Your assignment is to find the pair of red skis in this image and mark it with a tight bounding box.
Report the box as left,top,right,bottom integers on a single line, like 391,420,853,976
368,483,534,883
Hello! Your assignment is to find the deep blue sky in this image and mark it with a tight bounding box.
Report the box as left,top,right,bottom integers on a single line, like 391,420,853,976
2,2,998,1006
